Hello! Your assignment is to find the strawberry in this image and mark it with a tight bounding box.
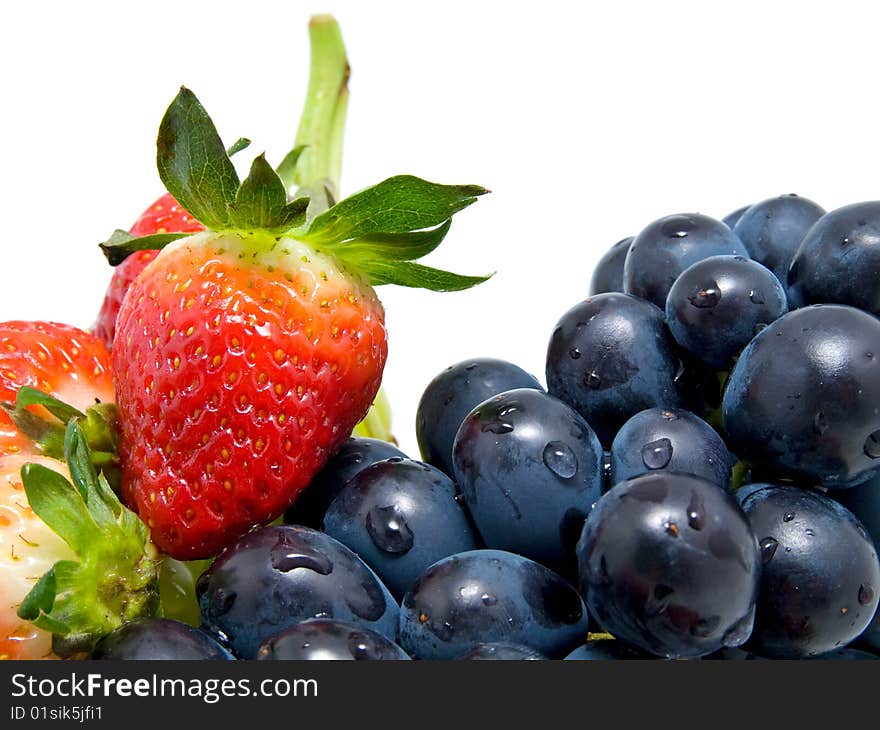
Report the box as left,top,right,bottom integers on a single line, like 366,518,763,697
94,193,204,349
0,323,157,659
0,322,115,458
102,16,489,559
0,453,76,659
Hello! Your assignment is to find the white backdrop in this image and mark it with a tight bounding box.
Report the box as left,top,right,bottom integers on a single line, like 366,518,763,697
2,0,878,456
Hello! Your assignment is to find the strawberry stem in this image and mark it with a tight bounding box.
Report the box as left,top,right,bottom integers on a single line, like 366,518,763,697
289,15,350,210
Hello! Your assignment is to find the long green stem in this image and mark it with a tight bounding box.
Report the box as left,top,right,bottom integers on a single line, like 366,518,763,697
288,15,350,206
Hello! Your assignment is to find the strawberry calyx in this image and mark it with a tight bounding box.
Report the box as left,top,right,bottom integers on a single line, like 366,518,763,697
16,420,159,657
0,386,120,483
99,17,491,292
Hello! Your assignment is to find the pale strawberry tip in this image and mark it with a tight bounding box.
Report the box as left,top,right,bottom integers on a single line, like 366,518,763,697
16,420,159,657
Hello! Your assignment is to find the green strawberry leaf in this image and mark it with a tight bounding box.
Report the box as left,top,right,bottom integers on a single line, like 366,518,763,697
335,219,452,262
64,421,118,528
17,568,59,624
15,386,85,423
20,463,102,554
230,153,288,228
157,86,241,230
0,402,66,458
302,175,489,244
276,144,307,190
226,137,251,157
353,259,492,291
99,229,191,266
229,154,310,231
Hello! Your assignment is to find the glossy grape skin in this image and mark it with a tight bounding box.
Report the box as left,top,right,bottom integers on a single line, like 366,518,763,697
610,407,731,489
732,194,824,292
416,358,543,477
788,201,880,315
722,305,880,487
665,255,788,369
590,237,633,295
91,619,233,660
255,619,410,660
196,525,399,659
452,388,603,576
623,213,749,308
322,458,479,599
723,205,751,230
564,640,652,660
284,437,406,528
456,642,547,660
546,293,683,446
738,485,880,658
831,472,880,652
398,550,589,659
577,472,760,659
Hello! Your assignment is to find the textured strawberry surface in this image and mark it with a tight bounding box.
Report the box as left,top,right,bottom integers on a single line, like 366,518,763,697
0,322,115,457
113,235,387,558
94,193,204,348
0,453,76,660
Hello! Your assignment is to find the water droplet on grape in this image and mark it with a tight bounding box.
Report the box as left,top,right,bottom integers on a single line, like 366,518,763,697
366,504,414,554
760,537,779,564
642,438,673,469
689,284,721,308
542,441,578,479
864,431,880,459
482,422,514,435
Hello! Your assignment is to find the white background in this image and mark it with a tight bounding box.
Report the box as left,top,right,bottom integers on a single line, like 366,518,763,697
1,0,878,456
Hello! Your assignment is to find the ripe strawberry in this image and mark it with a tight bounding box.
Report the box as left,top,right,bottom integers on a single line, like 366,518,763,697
103,16,488,559
0,322,115,457
0,323,157,659
94,193,204,349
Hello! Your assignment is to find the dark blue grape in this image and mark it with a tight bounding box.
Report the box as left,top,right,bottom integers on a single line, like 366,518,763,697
590,237,633,295
399,549,588,659
285,438,406,528
322,458,478,599
666,255,788,369
722,305,880,487
255,619,410,660
452,388,603,575
196,525,399,659
623,213,749,308
610,407,731,488
829,473,880,653
416,358,542,477
788,201,880,315
722,205,751,230
456,642,546,660
738,484,880,658
731,194,824,293
577,472,760,659
91,619,233,660
546,293,683,445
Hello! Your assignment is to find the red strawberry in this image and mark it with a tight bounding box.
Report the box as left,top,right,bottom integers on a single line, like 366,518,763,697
0,323,156,659
94,193,204,348
104,16,488,559
0,322,115,457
